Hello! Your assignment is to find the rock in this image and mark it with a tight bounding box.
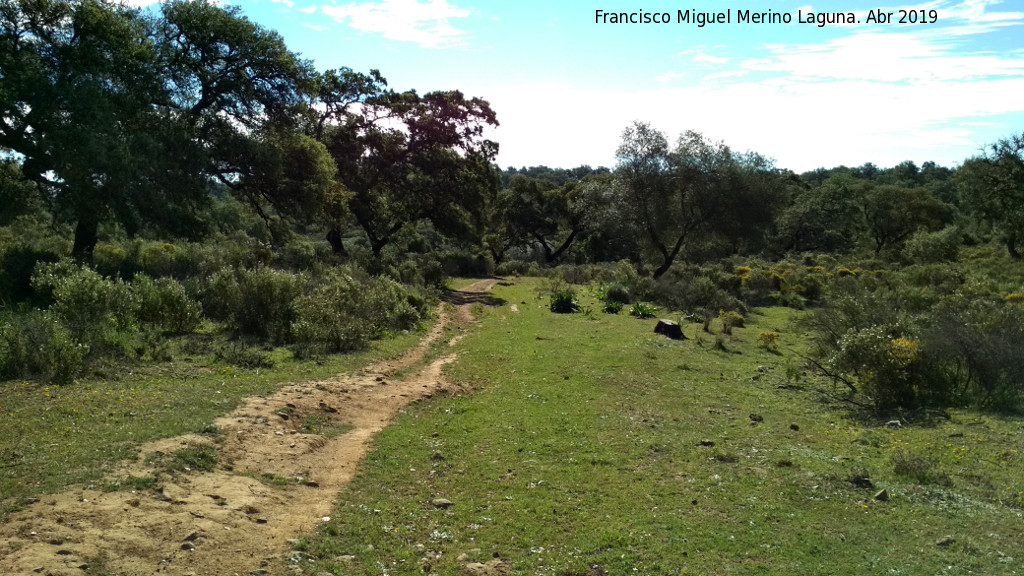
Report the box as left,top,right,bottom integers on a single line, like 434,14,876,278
885,419,902,428
873,489,889,501
654,319,686,340
335,555,356,562
464,559,508,575
790,423,800,431
936,536,955,547
181,542,195,551
431,498,454,509
749,414,764,423
849,474,874,489
256,517,268,524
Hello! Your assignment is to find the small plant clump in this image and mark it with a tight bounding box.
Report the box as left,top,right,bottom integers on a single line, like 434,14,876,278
550,290,581,313
758,331,780,353
719,310,745,335
602,300,623,314
629,302,656,319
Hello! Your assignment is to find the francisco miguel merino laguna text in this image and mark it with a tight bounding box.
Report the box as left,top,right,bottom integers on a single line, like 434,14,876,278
594,8,939,27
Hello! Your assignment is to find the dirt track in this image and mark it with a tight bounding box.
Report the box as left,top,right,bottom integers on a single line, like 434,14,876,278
0,279,500,576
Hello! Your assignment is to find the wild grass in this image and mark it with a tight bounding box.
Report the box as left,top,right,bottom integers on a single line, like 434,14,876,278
296,278,1024,575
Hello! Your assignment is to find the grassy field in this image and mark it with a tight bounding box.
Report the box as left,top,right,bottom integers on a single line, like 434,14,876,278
0,328,426,522
295,278,1024,575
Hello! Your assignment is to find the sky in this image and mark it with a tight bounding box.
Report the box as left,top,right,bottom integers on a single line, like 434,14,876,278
132,0,1024,173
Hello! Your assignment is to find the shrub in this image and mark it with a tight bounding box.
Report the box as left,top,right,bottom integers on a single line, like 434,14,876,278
132,275,202,333
652,269,742,313
629,302,656,319
206,266,305,343
758,331,780,353
291,268,424,355
602,300,623,314
0,309,86,384
0,244,62,308
903,226,961,264
213,342,275,369
719,310,745,335
550,290,581,314
891,450,952,486
603,283,632,305
494,260,531,277
774,290,806,310
31,260,138,341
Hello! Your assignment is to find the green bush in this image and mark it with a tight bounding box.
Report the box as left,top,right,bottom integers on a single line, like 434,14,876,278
719,310,745,335
213,342,275,369
651,268,743,313
602,300,623,314
291,268,424,355
0,244,61,307
32,260,138,341
903,226,961,264
550,290,581,314
132,275,203,333
0,309,86,384
494,260,531,277
629,302,656,319
603,283,632,305
807,277,1024,411
206,266,305,343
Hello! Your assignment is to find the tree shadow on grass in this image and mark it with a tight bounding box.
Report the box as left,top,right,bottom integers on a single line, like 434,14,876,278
441,288,507,308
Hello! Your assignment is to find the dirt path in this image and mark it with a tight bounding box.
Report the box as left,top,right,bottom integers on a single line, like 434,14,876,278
0,279,501,576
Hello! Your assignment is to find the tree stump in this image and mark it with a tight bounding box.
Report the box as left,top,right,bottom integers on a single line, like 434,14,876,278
654,319,686,340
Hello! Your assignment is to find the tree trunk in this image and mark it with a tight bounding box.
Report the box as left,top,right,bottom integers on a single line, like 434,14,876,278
71,216,99,263
652,233,688,279
546,228,581,263
1009,231,1021,259
326,229,348,256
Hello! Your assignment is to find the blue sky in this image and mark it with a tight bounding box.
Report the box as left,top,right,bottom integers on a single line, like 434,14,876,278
135,0,1024,173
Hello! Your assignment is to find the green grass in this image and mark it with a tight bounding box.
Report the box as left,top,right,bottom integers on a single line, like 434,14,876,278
0,329,425,522
296,278,1024,575
146,442,219,474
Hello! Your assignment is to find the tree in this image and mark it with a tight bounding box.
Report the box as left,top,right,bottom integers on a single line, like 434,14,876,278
493,175,594,263
0,0,329,260
775,173,867,254
615,122,782,278
956,133,1024,259
0,157,42,225
313,70,500,256
860,185,950,254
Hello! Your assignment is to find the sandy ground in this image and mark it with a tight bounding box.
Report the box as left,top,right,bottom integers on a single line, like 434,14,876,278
0,279,501,576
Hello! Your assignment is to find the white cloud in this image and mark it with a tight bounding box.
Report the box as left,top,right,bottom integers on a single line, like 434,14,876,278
472,71,1024,172
271,0,296,8
656,71,687,83
320,0,470,48
300,5,318,13
741,31,1024,83
704,70,749,81
693,53,731,65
